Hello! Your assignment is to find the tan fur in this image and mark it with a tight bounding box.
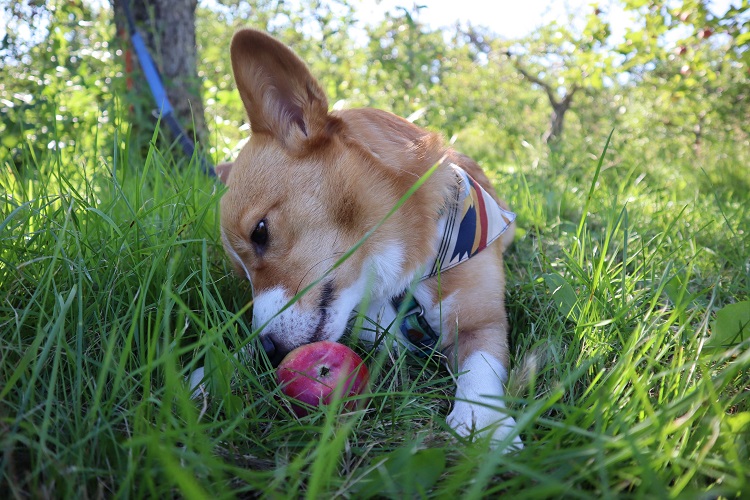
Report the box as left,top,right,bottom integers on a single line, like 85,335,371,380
221,33,456,321
218,29,520,447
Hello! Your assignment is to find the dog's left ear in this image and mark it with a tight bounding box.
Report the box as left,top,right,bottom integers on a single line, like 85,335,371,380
215,162,233,184
230,29,330,152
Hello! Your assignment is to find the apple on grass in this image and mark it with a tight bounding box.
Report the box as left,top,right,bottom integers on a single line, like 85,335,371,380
276,341,370,416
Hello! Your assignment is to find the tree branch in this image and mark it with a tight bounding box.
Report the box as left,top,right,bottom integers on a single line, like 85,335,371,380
562,84,580,105
512,60,559,106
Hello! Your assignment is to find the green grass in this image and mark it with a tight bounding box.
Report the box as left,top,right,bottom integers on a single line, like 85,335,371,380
1,120,749,498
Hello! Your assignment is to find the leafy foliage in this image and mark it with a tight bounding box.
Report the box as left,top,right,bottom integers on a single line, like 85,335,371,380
1,0,749,497
1,1,122,170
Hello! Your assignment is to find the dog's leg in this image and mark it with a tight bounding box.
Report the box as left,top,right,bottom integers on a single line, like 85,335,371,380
445,342,523,452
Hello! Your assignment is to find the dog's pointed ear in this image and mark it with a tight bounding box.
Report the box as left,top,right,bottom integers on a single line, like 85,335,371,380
230,29,329,150
215,162,233,184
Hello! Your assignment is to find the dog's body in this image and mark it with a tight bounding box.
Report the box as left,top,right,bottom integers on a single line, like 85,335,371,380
212,29,522,450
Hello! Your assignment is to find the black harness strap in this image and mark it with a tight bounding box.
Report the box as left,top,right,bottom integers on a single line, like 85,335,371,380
391,292,441,356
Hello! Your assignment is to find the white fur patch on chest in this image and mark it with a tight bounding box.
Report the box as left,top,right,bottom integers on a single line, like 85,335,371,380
366,242,407,298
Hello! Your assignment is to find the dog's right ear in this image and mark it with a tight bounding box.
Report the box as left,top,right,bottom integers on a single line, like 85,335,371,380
230,29,330,152
215,162,233,184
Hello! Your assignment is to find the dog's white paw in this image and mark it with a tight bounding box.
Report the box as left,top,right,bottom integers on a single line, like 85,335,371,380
448,351,524,452
447,401,523,452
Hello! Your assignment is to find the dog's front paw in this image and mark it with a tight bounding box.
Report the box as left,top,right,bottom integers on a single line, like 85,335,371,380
448,351,524,452
447,401,523,452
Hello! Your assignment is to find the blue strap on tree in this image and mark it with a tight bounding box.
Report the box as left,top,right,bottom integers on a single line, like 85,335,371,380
122,1,215,178
128,31,173,116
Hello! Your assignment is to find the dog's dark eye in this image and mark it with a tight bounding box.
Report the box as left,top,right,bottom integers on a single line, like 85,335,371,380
250,219,268,250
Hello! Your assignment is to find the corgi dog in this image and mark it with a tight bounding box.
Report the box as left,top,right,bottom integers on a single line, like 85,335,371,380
207,29,522,450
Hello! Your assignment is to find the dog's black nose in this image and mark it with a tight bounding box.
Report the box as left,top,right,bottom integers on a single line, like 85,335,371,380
261,334,276,358
260,334,288,366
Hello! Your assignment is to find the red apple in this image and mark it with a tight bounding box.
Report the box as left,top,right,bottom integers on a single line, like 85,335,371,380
699,28,712,39
276,341,369,416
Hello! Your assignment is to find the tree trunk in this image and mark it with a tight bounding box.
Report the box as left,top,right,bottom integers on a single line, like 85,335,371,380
543,91,576,144
693,111,705,156
113,0,207,147
510,59,578,144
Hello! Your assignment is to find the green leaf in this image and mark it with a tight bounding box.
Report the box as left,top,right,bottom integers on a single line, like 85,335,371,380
205,346,233,398
356,446,446,498
725,412,750,460
543,273,581,321
726,412,750,434
663,270,688,307
589,71,603,89
735,31,750,46
707,301,750,350
85,207,124,237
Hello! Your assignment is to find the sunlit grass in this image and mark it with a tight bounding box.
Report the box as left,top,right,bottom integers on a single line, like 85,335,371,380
1,115,748,498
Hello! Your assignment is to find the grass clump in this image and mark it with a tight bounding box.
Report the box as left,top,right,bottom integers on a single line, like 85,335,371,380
1,118,748,498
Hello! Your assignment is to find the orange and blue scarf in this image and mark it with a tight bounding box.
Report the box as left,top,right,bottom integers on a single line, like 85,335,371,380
394,164,516,355
422,164,516,280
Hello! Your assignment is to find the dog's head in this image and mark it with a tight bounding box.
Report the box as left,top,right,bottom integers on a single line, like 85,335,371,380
218,30,451,364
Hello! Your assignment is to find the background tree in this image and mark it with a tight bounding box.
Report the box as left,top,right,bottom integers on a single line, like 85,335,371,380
364,6,449,126
112,0,207,146
0,1,114,169
2,0,747,172
617,0,749,156
194,0,359,161
464,7,615,144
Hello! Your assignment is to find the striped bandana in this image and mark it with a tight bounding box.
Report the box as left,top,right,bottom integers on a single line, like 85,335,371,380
422,164,516,280
362,163,516,357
